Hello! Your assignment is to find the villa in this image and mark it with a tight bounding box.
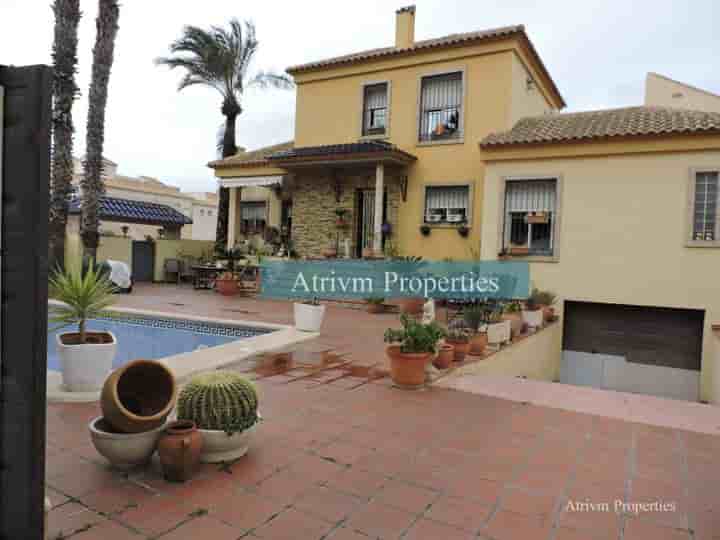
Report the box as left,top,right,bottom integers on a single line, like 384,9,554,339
210,5,720,404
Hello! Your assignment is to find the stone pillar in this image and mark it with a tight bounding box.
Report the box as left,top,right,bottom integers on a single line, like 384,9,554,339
227,186,237,250
374,162,384,255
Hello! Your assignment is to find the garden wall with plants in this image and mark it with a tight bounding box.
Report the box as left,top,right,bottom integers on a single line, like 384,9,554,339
446,322,562,382
153,239,215,282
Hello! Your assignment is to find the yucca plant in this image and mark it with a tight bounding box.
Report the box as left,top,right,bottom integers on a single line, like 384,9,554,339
49,260,116,344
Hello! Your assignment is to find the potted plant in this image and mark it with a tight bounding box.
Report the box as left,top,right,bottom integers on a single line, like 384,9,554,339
215,271,239,296
434,343,454,369
419,224,431,236
463,304,488,356
502,301,523,338
457,224,470,238
365,296,386,314
522,295,544,328
531,288,558,322
322,233,338,258
397,256,426,315
485,303,510,346
445,324,471,362
294,297,326,332
384,315,444,389
177,371,260,463
49,262,117,392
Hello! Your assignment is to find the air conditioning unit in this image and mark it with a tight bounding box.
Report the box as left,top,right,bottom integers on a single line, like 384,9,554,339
446,208,465,223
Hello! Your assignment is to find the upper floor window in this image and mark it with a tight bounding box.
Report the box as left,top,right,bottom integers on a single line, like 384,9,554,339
424,185,469,224
692,171,719,241
419,72,462,142
503,179,557,256
362,83,388,136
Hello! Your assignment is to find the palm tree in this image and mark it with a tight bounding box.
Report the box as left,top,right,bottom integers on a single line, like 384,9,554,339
155,19,293,247
81,0,120,260
49,0,81,270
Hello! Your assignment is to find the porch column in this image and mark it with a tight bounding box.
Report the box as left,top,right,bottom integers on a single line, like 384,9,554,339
227,186,237,250
374,162,384,255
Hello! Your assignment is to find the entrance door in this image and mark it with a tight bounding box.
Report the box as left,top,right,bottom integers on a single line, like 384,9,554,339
561,301,704,400
356,189,386,257
132,241,155,282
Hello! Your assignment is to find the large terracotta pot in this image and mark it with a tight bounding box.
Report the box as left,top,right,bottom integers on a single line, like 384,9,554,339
367,302,385,314
446,340,470,362
543,306,555,322
158,420,203,482
399,297,425,316
216,277,239,296
502,313,523,338
469,332,488,356
101,360,177,433
433,344,454,369
386,345,432,389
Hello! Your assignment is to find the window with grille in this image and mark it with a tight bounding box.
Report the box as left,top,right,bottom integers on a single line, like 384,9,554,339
419,72,462,142
362,83,388,136
503,179,557,256
241,201,267,233
693,171,719,241
424,185,469,224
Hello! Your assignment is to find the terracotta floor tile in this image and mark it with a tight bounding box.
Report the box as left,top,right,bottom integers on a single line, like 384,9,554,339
81,482,157,515
115,496,192,537
375,479,439,514
157,515,242,539
315,441,369,466
254,469,317,505
344,499,417,539
285,453,346,483
481,509,552,540
325,467,387,499
253,508,333,540
70,518,142,539
554,526,614,540
47,461,126,498
511,467,571,495
292,485,364,524
444,475,503,505
498,488,558,518
211,490,286,531
557,502,622,539
403,518,475,540
324,526,373,540
46,502,105,539
622,517,691,540
424,495,491,532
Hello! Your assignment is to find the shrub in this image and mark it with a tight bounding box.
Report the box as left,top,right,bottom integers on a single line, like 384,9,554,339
384,314,445,354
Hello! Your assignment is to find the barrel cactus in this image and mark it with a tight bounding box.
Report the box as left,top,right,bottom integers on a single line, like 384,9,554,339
177,371,259,435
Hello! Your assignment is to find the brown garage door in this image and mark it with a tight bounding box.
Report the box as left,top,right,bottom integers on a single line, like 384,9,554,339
562,301,704,370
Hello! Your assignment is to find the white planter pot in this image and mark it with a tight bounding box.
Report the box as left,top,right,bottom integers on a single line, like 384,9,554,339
487,320,511,345
89,416,165,469
522,309,544,328
294,303,326,332
57,331,117,392
198,421,258,463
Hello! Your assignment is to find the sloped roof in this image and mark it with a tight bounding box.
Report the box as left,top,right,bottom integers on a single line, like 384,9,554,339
69,196,192,226
286,25,565,107
208,141,294,169
481,106,720,147
268,140,416,163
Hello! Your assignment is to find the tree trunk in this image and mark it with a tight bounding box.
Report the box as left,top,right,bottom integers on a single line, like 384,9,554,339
215,107,239,247
49,0,81,271
81,0,120,260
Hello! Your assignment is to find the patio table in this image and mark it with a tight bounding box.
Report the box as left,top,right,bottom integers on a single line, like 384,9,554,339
192,264,222,290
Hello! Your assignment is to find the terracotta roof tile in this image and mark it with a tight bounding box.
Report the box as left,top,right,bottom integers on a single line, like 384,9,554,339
208,141,294,169
69,196,192,226
268,140,416,162
481,106,720,147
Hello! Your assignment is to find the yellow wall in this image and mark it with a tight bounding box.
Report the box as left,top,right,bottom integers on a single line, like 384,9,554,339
645,72,720,113
153,239,215,282
509,52,554,125
480,144,720,401
97,236,132,265
447,322,561,381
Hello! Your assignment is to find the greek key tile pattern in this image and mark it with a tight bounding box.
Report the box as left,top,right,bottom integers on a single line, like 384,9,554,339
98,312,274,338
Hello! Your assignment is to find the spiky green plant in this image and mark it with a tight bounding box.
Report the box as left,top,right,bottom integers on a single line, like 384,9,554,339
49,260,116,343
177,371,259,435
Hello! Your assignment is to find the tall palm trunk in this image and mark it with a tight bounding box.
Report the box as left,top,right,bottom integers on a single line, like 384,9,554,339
216,99,241,247
49,0,81,270
81,0,120,259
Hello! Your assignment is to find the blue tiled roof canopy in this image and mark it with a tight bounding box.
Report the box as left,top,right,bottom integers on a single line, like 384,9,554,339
69,196,192,226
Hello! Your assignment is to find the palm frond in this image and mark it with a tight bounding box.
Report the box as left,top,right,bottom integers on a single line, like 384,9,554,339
247,70,294,90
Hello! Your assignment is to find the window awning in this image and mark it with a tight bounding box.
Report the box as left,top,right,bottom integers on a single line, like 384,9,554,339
218,175,283,188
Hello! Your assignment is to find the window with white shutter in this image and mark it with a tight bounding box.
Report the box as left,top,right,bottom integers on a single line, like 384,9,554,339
424,185,469,224
502,179,557,256
692,171,719,241
419,72,462,142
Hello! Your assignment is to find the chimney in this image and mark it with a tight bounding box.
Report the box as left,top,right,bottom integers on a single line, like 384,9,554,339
395,5,415,49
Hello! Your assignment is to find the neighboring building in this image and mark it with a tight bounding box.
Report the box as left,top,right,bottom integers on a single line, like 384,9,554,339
71,157,217,240
645,72,720,112
209,5,720,403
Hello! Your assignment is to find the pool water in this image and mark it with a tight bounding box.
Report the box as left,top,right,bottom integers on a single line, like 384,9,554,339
47,313,272,371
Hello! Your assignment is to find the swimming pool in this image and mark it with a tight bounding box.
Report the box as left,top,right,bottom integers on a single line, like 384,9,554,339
47,312,274,371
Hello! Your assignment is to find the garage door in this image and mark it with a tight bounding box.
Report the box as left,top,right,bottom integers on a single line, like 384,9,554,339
561,301,704,401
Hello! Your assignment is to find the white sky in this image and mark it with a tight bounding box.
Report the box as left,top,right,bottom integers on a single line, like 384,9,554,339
2,0,718,193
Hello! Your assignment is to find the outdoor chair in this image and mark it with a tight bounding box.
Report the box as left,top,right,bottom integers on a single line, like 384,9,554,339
179,259,196,284
164,258,181,284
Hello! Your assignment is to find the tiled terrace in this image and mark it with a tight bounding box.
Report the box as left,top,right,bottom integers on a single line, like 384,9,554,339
45,284,720,539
